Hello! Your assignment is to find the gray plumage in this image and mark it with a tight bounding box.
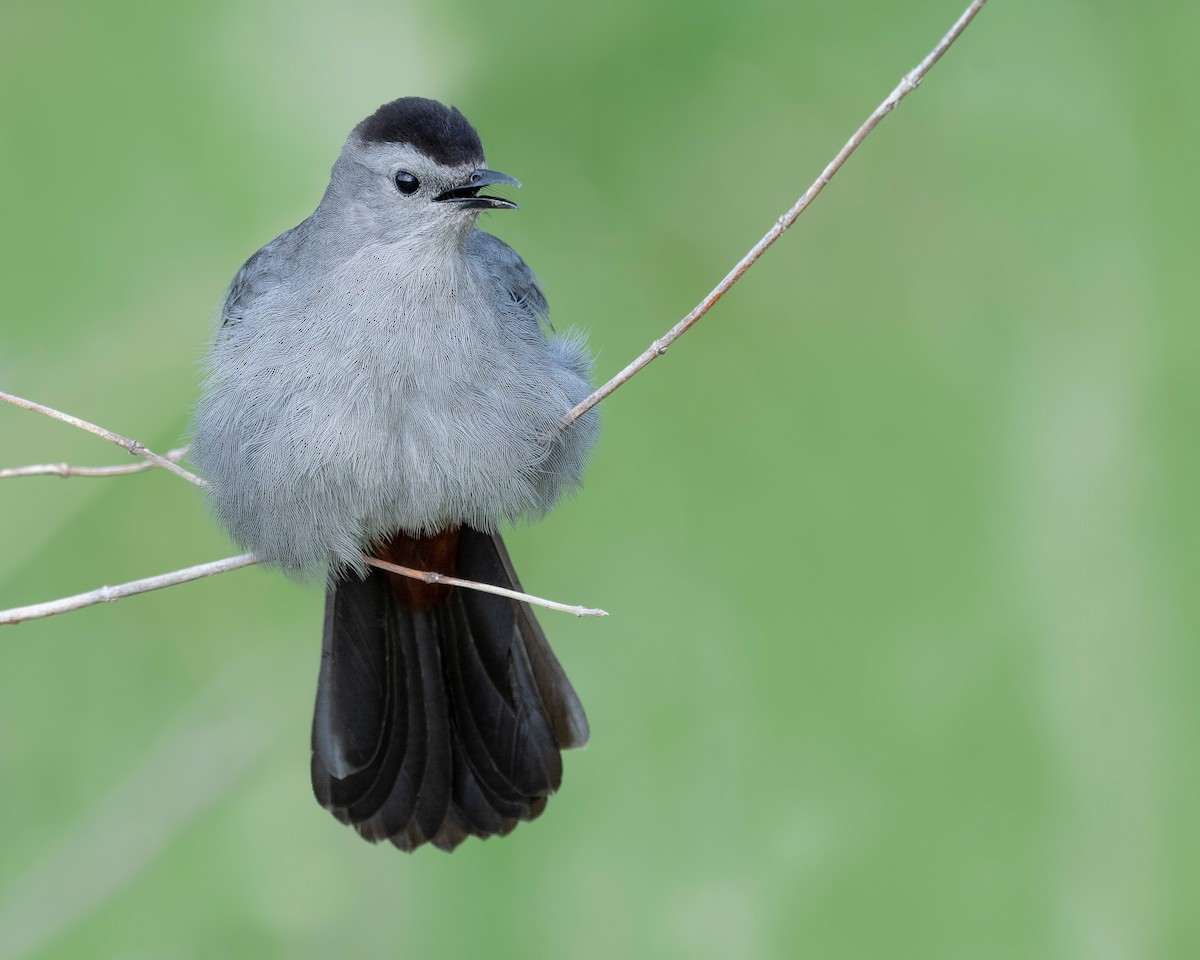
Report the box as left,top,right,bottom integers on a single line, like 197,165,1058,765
191,102,597,578
190,97,598,853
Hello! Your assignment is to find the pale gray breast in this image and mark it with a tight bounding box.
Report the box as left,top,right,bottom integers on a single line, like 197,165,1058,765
193,224,594,575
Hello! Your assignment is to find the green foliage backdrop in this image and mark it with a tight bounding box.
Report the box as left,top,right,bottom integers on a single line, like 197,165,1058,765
2,1,1197,957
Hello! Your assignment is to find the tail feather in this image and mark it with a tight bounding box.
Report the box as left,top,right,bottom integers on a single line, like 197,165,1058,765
404,607,454,842
310,526,587,852
312,572,410,825
312,574,390,780
356,606,431,842
484,534,591,750
438,597,551,818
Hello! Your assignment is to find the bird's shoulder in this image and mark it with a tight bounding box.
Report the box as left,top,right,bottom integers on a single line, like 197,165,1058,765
221,223,309,328
467,229,550,327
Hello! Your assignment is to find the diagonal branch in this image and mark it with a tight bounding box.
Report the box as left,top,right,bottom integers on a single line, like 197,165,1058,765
561,0,990,428
0,390,204,487
0,554,260,626
363,555,608,618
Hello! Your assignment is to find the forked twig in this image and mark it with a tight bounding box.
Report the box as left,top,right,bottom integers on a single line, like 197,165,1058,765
0,390,204,487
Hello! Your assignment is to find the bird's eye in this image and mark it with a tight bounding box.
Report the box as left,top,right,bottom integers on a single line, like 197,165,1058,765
394,171,420,195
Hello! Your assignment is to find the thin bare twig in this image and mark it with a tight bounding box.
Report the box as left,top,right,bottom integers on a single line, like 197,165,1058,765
363,555,608,618
0,390,204,487
0,554,259,626
561,0,990,428
0,446,191,480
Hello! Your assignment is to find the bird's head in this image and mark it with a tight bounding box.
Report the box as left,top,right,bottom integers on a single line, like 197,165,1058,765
326,97,520,244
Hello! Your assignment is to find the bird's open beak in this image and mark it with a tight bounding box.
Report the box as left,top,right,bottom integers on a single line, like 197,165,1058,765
433,168,521,210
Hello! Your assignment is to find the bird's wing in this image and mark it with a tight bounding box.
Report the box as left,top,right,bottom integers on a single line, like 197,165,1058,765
220,225,305,328
467,229,552,331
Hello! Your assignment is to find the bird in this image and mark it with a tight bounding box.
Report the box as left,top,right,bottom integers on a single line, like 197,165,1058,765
190,96,599,852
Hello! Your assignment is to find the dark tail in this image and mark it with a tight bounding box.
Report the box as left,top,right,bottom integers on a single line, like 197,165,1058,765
310,526,589,852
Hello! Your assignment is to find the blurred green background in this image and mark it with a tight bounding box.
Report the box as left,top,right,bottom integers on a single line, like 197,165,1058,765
2,0,1197,956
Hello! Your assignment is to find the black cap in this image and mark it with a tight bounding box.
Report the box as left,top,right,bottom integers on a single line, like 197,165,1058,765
354,97,485,168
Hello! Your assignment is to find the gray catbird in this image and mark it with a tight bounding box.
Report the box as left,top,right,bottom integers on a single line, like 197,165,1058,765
191,97,599,852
